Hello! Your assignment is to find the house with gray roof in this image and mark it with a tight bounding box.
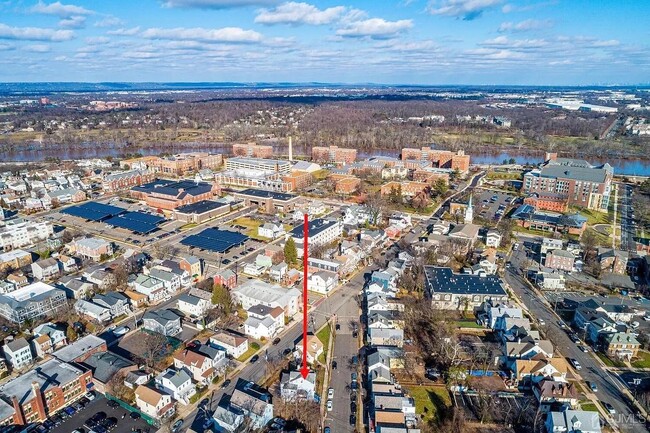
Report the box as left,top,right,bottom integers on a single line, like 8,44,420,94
143,309,181,336
280,370,316,401
177,293,210,318
424,266,508,310
2,337,32,369
545,408,601,433
81,351,136,393
155,368,195,405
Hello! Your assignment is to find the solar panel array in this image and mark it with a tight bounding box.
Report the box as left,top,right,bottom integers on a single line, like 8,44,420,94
61,202,125,221
105,211,165,234
181,228,249,253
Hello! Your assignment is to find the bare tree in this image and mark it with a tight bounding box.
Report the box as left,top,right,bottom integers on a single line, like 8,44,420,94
139,331,169,369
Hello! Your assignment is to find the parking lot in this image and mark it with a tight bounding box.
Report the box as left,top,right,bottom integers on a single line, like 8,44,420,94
474,189,515,222
48,395,150,433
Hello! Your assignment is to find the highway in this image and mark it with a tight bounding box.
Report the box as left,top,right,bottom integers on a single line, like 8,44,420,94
507,246,649,433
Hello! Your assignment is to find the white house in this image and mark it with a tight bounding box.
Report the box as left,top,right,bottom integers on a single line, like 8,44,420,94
132,274,167,303
210,331,249,359
149,268,181,292
269,262,288,282
307,271,338,294
31,258,60,281
289,218,342,258
177,293,211,318
155,368,196,405
280,370,316,401
258,223,285,240
485,230,502,248
388,213,412,230
173,349,217,385
243,262,266,277
75,299,112,323
232,279,301,317
2,337,32,369
244,305,285,340
135,385,175,420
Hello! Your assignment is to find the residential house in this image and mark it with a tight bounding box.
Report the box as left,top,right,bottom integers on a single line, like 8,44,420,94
75,299,111,323
213,269,237,289
485,230,502,248
31,258,60,281
483,303,523,329
505,340,554,360
212,398,245,433
155,368,195,405
513,358,569,385
81,351,136,394
143,309,182,336
174,349,217,385
308,270,338,294
597,248,629,275
57,255,77,272
180,256,202,279
545,250,575,272
368,328,404,347
192,343,227,373
244,305,285,340
540,237,564,255
232,279,301,317
604,332,640,360
269,262,288,283
210,331,249,359
280,370,316,401
2,337,32,369
149,267,181,292
371,270,397,291
545,408,601,433
229,379,274,429
92,291,130,318
243,262,266,277
536,272,566,290
424,266,508,310
84,269,116,291
177,293,211,318
295,334,323,365
31,322,67,357
135,385,175,420
132,274,166,303
533,379,580,411
258,223,285,240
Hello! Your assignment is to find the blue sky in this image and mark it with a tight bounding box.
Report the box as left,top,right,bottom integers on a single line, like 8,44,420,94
0,0,648,84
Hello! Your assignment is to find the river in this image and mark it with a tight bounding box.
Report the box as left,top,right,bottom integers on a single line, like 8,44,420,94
2,144,649,176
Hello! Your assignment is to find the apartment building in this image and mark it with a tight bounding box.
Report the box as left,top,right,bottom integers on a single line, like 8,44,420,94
232,143,274,158
0,249,32,272
224,157,291,174
289,218,342,256
380,181,429,198
523,192,568,212
70,237,113,261
0,282,67,323
102,169,154,192
0,359,92,425
2,338,32,369
401,147,470,172
424,266,508,310
311,146,357,165
545,250,575,272
121,153,223,176
215,169,294,192
231,188,299,214
523,153,613,212
232,279,301,317
0,219,53,250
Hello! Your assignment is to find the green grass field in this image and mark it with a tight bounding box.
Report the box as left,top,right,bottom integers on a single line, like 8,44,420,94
409,386,452,423
316,325,332,364
632,351,650,368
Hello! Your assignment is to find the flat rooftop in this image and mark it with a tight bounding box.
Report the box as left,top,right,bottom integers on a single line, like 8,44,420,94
175,200,230,215
2,282,58,302
234,188,297,202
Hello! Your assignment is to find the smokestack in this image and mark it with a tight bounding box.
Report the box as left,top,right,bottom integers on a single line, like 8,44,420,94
289,137,293,162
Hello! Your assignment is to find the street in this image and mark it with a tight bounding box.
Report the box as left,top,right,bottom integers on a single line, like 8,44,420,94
619,184,636,251
507,247,649,433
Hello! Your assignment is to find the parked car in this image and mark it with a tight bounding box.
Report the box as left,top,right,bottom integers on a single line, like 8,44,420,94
569,358,582,370
327,400,333,411
172,419,184,433
603,402,616,414
112,326,129,336
272,337,281,345
328,388,334,399
85,391,96,401
589,382,598,392
250,354,259,363
221,379,232,389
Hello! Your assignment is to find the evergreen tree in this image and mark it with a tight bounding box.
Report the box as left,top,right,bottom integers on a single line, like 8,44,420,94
284,237,298,265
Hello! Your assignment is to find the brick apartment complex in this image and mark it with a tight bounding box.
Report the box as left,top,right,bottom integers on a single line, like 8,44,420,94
523,153,613,212
131,179,218,210
102,169,154,192
311,146,357,165
412,168,450,185
0,359,93,425
380,181,429,198
282,171,313,191
333,175,361,194
120,153,223,176
544,250,575,272
401,147,470,172
232,143,273,158
523,192,568,212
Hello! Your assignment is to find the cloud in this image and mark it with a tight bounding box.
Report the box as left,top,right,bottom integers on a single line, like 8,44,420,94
591,39,620,47
0,23,75,41
85,36,110,44
30,1,94,18
107,27,141,36
498,19,552,32
25,44,51,52
481,35,548,48
0,42,14,51
59,15,86,28
141,26,263,43
336,18,413,39
255,2,346,25
502,0,557,13
161,0,279,8
427,0,502,20
94,16,125,27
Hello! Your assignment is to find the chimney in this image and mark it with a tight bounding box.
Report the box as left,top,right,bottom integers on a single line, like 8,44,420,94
12,396,26,425
289,137,293,162
31,382,47,422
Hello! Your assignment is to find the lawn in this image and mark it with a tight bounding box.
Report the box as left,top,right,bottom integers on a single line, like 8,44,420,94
232,217,265,240
455,320,482,329
597,352,626,368
573,207,612,226
236,342,260,362
316,324,332,364
581,402,599,412
408,386,452,423
632,350,650,368
486,170,523,180
180,222,198,231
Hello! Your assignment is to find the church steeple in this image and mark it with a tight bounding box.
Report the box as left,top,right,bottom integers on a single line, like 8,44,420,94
464,194,473,224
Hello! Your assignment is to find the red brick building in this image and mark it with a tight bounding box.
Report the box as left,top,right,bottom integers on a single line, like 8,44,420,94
312,146,357,165
544,250,575,272
232,143,274,158
102,169,154,193
412,169,450,185
121,153,223,176
130,179,218,211
524,192,568,212
380,181,429,198
0,359,93,425
334,176,361,195
282,171,313,191
401,147,470,173
213,269,237,289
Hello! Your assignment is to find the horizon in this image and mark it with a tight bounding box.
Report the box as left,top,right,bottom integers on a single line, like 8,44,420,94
0,1,649,84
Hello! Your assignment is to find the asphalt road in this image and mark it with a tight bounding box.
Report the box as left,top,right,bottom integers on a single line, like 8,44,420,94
507,246,648,433
619,184,636,251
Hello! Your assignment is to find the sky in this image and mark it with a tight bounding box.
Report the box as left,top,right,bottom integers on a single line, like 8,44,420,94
0,0,648,85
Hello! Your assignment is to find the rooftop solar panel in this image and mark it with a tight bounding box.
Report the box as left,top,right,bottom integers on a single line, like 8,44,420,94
120,211,165,225
180,228,249,253
104,211,165,234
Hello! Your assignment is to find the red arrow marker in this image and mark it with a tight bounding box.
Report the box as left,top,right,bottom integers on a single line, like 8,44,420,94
300,213,309,379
